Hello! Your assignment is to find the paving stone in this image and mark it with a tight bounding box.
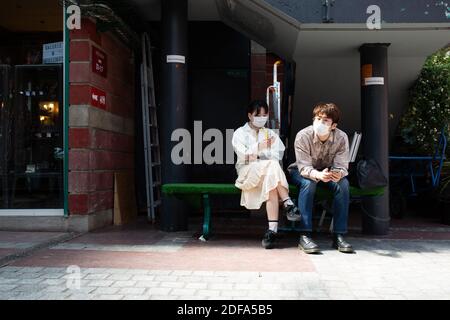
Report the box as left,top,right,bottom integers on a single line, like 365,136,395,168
84,273,109,280
111,280,137,288
119,287,147,295
92,287,120,295
160,282,184,288
134,281,161,288
123,295,151,300
86,280,114,287
95,294,124,300
107,274,133,281
146,287,172,296
197,289,221,297
170,288,197,296
0,284,19,291
186,282,208,289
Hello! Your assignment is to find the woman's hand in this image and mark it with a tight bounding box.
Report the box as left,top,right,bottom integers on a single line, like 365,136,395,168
245,154,258,163
258,136,275,150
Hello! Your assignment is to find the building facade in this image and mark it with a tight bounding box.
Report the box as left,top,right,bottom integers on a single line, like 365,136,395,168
0,0,448,234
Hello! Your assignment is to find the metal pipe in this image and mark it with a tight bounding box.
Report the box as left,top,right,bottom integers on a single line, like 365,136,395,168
266,60,282,129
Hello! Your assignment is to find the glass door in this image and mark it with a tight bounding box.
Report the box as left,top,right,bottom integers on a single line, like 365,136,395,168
0,64,64,209
0,65,12,208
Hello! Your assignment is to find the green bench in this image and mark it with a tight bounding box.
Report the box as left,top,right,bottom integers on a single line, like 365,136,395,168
162,183,385,240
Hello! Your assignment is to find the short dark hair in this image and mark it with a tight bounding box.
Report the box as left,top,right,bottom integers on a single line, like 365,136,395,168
312,102,341,124
247,100,268,115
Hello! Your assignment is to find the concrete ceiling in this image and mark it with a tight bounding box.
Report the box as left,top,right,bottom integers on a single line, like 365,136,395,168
295,24,450,58
214,0,450,60
129,0,450,60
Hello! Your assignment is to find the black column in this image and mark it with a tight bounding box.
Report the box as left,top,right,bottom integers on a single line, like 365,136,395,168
359,44,390,235
160,0,189,231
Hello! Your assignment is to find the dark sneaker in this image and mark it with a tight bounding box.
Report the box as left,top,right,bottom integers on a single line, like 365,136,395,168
261,230,277,249
298,235,321,254
284,204,301,222
332,234,354,253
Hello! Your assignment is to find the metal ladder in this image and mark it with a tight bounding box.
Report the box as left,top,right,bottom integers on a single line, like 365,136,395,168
140,33,161,223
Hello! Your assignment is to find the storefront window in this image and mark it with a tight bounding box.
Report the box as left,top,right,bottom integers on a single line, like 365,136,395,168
0,0,64,210
0,64,63,209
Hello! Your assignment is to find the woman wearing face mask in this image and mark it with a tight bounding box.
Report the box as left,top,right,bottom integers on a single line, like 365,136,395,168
232,100,300,249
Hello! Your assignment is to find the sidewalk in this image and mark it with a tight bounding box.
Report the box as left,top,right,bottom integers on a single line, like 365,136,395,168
0,215,450,300
0,231,77,267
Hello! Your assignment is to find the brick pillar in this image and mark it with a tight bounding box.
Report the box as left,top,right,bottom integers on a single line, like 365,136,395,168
250,40,285,107
68,18,135,228
250,41,267,101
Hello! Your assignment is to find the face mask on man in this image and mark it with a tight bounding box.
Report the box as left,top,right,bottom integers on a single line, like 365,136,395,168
252,116,268,128
313,119,331,136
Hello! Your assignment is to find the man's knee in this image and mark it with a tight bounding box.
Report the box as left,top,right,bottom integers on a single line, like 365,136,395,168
338,177,349,191
288,169,301,185
333,178,349,195
300,177,317,193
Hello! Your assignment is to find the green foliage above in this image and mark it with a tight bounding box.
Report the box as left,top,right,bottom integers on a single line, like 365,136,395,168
398,47,450,154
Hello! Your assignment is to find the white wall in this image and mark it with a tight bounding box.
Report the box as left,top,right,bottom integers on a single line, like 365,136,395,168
288,53,429,157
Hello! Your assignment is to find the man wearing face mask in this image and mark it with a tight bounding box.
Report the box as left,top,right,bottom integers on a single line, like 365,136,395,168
232,100,300,249
288,103,354,254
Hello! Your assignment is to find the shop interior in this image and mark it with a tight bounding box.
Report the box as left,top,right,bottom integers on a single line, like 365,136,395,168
0,0,63,209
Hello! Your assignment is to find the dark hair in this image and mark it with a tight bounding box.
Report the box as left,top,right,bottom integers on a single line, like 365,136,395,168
312,102,341,124
247,100,268,116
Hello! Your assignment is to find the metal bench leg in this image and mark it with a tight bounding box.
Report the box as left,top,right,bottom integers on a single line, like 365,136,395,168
318,208,327,228
317,200,328,232
199,193,211,241
318,200,334,233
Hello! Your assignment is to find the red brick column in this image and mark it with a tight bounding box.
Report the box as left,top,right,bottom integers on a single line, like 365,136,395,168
250,48,285,104
251,52,267,101
68,18,135,228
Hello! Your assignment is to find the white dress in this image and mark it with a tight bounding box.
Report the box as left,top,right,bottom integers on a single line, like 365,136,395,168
231,123,289,210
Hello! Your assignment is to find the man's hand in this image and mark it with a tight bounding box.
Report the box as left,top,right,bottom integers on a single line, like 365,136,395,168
258,136,275,150
316,168,333,182
330,170,343,183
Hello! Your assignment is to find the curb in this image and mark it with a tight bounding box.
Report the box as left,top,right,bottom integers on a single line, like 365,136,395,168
0,232,85,268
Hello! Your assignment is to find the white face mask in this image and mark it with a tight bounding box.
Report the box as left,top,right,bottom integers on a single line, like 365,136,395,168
313,119,331,136
252,116,268,128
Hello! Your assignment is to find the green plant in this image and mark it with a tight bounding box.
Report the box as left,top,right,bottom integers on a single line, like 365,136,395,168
398,47,450,155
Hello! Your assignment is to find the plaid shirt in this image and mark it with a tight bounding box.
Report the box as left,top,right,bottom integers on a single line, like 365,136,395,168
288,125,350,182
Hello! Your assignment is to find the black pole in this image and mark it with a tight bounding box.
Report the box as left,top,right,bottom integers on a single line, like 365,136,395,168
359,43,390,235
160,0,189,231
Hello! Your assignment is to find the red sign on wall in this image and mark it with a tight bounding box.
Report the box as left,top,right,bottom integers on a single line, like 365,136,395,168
91,87,106,110
92,47,107,77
